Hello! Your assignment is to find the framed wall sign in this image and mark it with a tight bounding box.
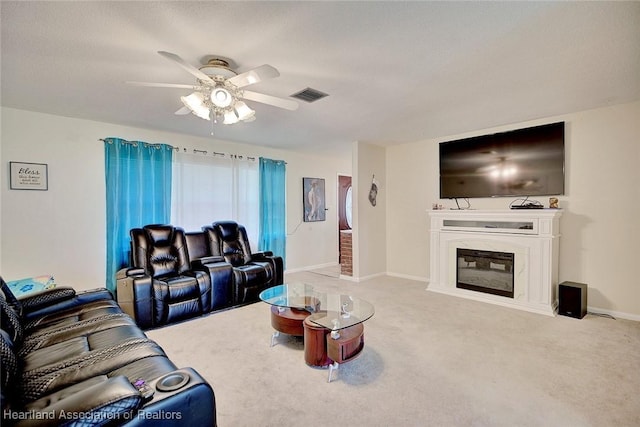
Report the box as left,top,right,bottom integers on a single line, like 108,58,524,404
10,162,48,190
303,177,325,222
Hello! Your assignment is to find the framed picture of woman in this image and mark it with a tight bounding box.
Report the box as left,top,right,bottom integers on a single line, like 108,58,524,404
303,177,325,222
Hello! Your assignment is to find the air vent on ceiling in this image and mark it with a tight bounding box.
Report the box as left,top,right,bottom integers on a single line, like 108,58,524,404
290,87,329,103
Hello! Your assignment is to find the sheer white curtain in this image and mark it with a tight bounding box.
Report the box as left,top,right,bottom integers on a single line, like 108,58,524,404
171,151,259,248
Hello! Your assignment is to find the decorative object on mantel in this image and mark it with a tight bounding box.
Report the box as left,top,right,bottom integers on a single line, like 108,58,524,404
303,177,326,222
549,197,559,209
9,161,48,190
368,175,379,206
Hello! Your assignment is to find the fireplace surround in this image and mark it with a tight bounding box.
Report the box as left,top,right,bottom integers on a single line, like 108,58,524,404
428,209,562,316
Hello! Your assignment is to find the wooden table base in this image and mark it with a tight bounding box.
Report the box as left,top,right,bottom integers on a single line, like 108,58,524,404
303,313,365,374
303,315,333,367
326,322,364,382
270,305,308,336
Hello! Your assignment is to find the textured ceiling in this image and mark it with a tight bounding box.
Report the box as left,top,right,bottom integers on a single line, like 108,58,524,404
2,1,639,155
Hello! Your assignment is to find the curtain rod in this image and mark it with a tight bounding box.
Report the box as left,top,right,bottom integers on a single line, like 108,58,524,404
99,138,260,162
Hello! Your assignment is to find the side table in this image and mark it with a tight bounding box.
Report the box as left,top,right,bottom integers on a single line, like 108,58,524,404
269,306,308,346
303,314,333,367
326,322,364,382
303,312,365,382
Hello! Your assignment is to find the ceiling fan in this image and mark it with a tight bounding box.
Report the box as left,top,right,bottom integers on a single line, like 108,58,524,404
127,51,298,124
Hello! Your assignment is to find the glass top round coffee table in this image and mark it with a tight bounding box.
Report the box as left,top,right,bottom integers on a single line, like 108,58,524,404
259,283,375,382
259,283,374,329
259,283,321,311
259,283,322,346
305,292,375,331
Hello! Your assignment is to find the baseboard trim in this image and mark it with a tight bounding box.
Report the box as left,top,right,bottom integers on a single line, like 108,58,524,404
286,266,429,284
347,272,386,283
587,306,640,322
284,262,339,275
386,272,429,282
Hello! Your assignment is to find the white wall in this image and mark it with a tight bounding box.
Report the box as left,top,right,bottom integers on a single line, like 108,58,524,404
386,101,640,317
0,107,350,289
353,141,387,280
4,102,638,317
285,153,346,271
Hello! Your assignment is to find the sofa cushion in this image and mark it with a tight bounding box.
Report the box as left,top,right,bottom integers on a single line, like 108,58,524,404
21,337,166,401
25,299,125,332
20,313,136,355
185,231,210,260
148,244,180,278
145,225,173,243
22,375,143,423
22,324,149,372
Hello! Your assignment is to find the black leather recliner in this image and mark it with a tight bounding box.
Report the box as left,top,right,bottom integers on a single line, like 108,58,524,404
117,225,212,329
0,277,216,426
203,221,283,305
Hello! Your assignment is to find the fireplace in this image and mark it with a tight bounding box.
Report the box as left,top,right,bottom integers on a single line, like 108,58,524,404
428,209,562,316
456,248,514,298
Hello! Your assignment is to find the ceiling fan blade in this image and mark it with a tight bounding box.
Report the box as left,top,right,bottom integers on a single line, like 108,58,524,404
175,106,191,115
242,90,298,111
126,81,197,89
228,65,280,88
158,51,214,82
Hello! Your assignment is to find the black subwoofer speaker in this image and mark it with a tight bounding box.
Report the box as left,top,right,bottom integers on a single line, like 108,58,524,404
558,281,587,319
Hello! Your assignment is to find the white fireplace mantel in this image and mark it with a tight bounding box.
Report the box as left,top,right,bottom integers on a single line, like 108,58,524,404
427,209,563,316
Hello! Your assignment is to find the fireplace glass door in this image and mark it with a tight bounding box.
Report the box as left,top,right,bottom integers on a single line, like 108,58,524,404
456,248,515,298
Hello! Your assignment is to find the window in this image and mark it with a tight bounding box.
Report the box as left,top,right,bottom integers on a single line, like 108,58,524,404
171,152,259,247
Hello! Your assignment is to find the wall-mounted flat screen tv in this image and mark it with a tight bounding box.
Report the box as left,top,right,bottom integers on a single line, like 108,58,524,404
439,122,565,199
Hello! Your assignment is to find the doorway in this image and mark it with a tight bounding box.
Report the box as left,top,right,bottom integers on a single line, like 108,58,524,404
338,175,353,276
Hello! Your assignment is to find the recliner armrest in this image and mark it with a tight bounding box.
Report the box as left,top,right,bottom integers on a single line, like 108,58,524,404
191,256,225,270
252,251,274,259
21,288,115,321
117,267,146,279
16,375,142,426
116,271,154,329
252,253,283,286
18,287,76,311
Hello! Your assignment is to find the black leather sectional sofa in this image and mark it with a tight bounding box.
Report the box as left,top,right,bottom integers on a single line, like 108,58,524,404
117,221,283,329
0,278,216,426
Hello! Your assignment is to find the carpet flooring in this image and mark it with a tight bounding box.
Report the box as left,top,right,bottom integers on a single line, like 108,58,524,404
147,271,640,427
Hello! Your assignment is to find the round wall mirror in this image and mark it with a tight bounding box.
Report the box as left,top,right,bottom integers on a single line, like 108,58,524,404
345,186,353,228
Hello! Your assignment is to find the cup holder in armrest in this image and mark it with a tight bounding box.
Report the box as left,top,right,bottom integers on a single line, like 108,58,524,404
156,371,191,392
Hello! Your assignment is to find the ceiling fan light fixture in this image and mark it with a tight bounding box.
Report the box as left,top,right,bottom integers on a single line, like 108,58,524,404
142,51,298,126
234,101,255,121
181,92,204,109
181,92,210,120
211,87,233,108
223,110,239,125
